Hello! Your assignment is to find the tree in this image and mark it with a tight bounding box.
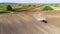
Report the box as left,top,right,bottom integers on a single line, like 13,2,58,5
43,6,53,11
6,5,12,11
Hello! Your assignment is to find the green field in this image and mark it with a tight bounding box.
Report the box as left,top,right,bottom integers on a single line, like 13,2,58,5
1,5,60,14
42,5,60,12
0,5,36,10
0,6,6,10
0,11,10,14
0,5,36,14
13,5,36,10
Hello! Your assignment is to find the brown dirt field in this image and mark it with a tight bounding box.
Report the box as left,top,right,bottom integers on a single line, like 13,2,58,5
24,10,60,28
0,6,60,34
24,6,60,28
40,11,60,28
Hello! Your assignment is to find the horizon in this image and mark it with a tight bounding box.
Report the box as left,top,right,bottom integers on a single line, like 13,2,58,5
0,2,60,4
0,0,60,4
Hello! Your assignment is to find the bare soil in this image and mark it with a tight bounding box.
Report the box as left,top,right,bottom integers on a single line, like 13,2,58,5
0,6,60,34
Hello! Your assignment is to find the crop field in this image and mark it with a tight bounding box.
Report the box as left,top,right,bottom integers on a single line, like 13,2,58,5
0,5,36,10
13,5,36,10
0,4,60,34
0,5,36,14
0,6,6,10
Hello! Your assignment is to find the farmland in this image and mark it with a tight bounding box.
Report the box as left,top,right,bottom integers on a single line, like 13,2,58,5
0,4,60,34
0,3,36,14
0,6,60,34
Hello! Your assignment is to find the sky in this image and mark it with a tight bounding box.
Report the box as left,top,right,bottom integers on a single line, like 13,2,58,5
0,0,60,3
